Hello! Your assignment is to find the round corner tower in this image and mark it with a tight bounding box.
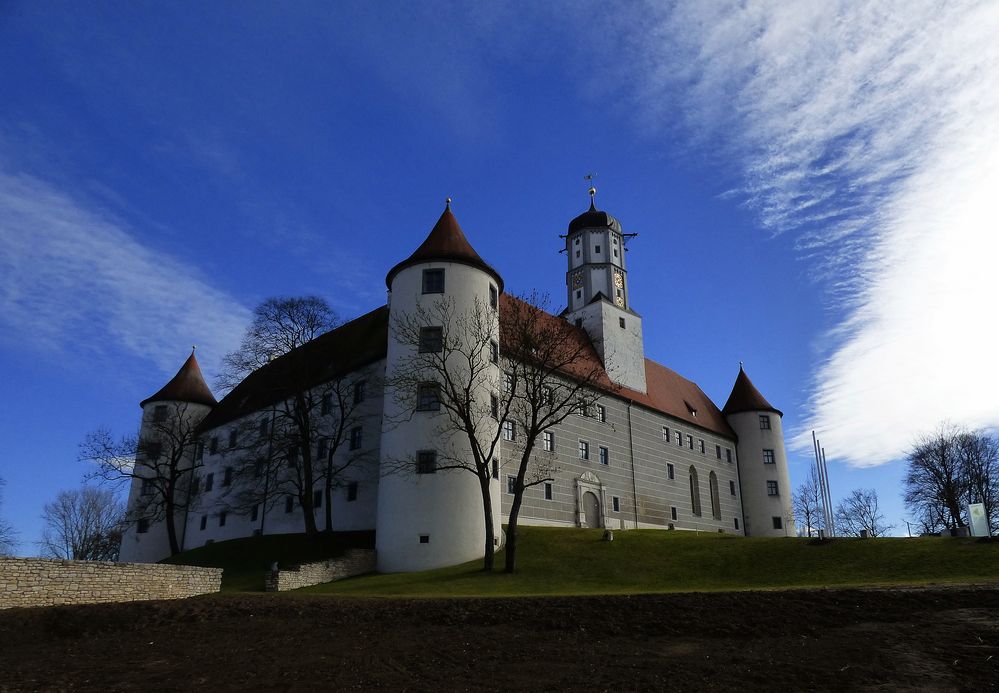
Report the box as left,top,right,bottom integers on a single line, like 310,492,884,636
376,202,503,572
722,366,795,537
119,350,217,563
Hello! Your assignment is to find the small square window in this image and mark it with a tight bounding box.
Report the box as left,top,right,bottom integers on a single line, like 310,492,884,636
416,450,437,474
219,511,227,527
152,405,168,423
759,414,771,430
543,430,555,452
670,506,678,521
417,383,440,411
489,341,499,364
599,446,609,466
321,393,332,415
596,405,606,423
314,490,323,508
419,326,443,353
200,515,207,531
507,475,516,495
353,380,366,405
137,518,150,534
489,284,498,309
228,429,238,449
619,317,626,329
502,420,516,441
772,516,783,530
251,505,259,522
763,449,775,465
419,534,430,544
730,480,736,495
347,482,358,501
285,495,294,513
666,463,675,480
578,440,590,460
767,480,779,496
349,426,363,450
544,482,553,500
422,268,445,294
204,473,214,492
612,496,620,512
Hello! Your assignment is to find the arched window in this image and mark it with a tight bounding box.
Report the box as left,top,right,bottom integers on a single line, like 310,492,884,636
689,466,701,517
709,471,721,520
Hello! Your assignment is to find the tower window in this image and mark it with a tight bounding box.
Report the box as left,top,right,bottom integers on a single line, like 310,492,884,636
209,437,218,455
417,383,440,411
575,250,580,258
489,284,498,309
730,480,736,495
347,482,358,501
219,511,227,527
137,518,150,534
416,450,437,474
575,318,583,328
285,495,294,513
595,245,601,253
767,480,779,496
349,426,363,450
152,405,168,423
419,326,443,353
619,317,626,329
251,504,259,521
490,393,499,420
313,490,323,508
760,414,771,430
772,516,783,530
353,380,366,404
200,515,207,531
492,458,499,478
204,473,214,492
489,340,499,364
228,428,238,448
763,449,775,465
422,269,445,294
575,290,582,300
419,534,430,544
727,448,733,463
223,466,233,487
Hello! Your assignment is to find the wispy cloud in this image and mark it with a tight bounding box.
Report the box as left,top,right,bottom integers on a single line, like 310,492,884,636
0,168,251,376
592,1,999,466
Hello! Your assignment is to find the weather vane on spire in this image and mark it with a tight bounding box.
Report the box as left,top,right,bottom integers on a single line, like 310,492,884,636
584,173,597,204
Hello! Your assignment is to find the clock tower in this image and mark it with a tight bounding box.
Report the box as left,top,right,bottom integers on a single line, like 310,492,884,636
564,189,647,393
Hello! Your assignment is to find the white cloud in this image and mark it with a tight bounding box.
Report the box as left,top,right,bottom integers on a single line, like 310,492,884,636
0,169,250,376
593,1,999,466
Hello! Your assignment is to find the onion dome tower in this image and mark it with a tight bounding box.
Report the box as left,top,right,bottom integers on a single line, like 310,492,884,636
722,365,794,537
563,188,646,392
119,350,217,563
377,201,503,572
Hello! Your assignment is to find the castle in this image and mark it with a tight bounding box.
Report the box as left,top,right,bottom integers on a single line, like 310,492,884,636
119,195,795,570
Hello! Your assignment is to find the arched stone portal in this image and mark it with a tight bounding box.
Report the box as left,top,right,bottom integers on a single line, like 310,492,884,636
575,471,605,528
582,491,600,528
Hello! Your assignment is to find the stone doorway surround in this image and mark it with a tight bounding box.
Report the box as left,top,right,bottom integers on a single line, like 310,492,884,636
575,471,606,528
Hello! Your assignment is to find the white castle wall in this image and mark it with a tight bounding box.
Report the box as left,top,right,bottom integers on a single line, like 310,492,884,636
376,261,502,572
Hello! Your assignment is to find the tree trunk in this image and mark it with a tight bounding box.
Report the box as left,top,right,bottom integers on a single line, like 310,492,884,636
164,498,181,556
479,474,495,572
324,484,334,533
504,489,524,574
300,490,319,536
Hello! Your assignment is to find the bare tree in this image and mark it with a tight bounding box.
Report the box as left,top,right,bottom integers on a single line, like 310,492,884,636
38,487,125,561
80,401,203,556
956,430,999,535
792,467,824,537
387,295,505,571
0,477,17,556
834,488,893,537
215,296,373,536
903,424,967,531
500,292,612,573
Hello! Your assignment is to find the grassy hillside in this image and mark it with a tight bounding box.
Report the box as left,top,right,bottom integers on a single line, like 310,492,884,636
167,527,997,596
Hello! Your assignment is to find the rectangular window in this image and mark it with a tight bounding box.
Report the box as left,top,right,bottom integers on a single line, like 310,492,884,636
209,437,218,455
489,284,498,309
349,426,363,450
595,244,601,254
152,405,168,423
416,450,437,474
503,371,514,392
419,534,430,544
502,420,516,441
492,458,499,479
698,439,705,454
772,516,783,530
666,463,675,480
507,475,516,494
576,400,587,417
670,506,678,521
321,393,332,415
543,430,554,452
347,482,358,501
544,482,553,501
251,505,259,522
313,490,323,508
223,467,233,487
663,426,669,442
285,495,294,513
489,340,499,364
422,268,444,294
612,496,620,512
195,441,205,461
137,518,149,534
228,429,238,449
730,480,736,495
675,431,682,447
542,386,553,406
219,511,227,528
353,380,366,405
599,446,609,466
759,414,771,430
141,478,154,495
318,438,329,459
145,442,162,461
619,317,626,329
767,480,779,496
418,326,443,353
726,448,733,463
734,517,740,530
490,393,499,420
716,444,722,459
763,449,775,465
687,435,694,450
574,318,583,328
200,515,207,531
578,440,590,460
596,404,606,423
417,383,441,411
204,473,214,492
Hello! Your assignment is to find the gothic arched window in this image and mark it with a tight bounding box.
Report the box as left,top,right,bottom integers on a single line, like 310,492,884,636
709,471,721,520
689,466,702,517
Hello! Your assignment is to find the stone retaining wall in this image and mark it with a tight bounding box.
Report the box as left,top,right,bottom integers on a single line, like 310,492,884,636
0,557,223,610
265,549,376,591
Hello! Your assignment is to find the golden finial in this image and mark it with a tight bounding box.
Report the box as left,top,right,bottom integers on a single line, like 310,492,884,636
445,197,452,208
192,345,197,353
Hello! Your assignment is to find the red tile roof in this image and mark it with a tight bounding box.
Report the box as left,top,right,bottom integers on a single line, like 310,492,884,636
721,366,782,417
385,204,504,291
140,352,218,408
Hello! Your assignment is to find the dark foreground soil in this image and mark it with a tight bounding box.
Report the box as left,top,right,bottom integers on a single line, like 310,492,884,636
1,587,997,692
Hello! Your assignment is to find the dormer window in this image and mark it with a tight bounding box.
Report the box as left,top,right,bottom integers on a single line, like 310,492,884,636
422,269,445,294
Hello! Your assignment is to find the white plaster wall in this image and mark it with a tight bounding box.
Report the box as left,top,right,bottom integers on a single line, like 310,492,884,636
728,411,795,537
568,300,647,393
377,261,501,572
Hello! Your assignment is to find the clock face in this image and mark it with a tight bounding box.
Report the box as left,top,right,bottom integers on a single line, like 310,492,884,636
616,295,625,307
572,273,583,289
613,273,624,289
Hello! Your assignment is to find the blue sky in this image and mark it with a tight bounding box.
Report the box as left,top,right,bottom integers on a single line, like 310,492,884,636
2,1,997,549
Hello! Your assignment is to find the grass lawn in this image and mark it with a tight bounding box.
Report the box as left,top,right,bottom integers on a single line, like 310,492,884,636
165,526,997,596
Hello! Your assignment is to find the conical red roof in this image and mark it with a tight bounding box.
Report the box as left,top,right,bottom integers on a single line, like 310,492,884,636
140,352,218,408
722,366,781,417
385,203,503,290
